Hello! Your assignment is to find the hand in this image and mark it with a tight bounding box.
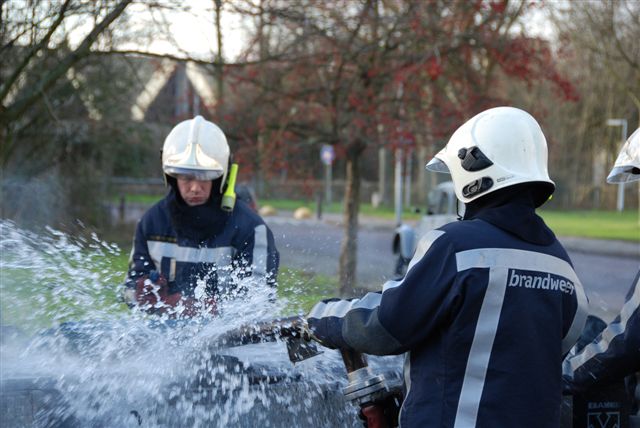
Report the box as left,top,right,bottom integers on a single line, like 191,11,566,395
135,271,166,307
299,318,319,343
134,271,181,314
179,296,217,318
306,299,343,349
134,272,218,318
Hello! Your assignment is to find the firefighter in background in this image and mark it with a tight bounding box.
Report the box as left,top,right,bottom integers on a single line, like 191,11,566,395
123,116,279,318
307,107,588,428
563,127,640,426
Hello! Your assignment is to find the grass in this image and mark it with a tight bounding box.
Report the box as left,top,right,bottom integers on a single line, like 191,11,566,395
113,194,423,220
261,199,639,242
276,267,339,314
1,247,132,330
247,198,424,221
538,209,639,242
1,243,337,330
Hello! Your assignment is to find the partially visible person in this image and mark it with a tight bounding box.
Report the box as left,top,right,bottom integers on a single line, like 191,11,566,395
563,127,640,425
235,183,258,212
122,116,279,318
307,107,588,427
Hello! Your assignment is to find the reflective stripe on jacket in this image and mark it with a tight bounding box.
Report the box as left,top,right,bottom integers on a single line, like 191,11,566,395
124,195,279,300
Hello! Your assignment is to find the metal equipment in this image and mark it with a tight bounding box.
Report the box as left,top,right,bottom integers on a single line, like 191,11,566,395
220,316,402,427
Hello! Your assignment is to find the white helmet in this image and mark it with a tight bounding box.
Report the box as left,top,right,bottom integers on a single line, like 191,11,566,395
426,106,554,206
162,115,230,193
607,127,640,183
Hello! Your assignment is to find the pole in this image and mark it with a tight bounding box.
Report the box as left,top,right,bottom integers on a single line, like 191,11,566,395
607,118,628,212
394,148,403,226
325,163,332,205
404,149,412,208
378,147,386,205
316,192,323,220
616,121,627,212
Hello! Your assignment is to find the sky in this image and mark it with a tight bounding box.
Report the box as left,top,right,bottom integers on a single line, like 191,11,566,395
121,1,249,61
116,0,557,61
63,0,561,61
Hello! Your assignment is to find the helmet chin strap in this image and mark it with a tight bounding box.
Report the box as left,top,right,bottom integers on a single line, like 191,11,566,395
165,174,177,189
456,200,466,221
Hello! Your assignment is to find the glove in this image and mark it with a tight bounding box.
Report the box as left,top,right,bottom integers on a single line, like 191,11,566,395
306,298,348,349
358,393,402,428
134,271,218,318
298,317,319,343
134,271,181,314
179,296,218,318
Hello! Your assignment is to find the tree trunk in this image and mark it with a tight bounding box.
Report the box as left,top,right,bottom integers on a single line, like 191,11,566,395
339,140,365,296
214,0,224,106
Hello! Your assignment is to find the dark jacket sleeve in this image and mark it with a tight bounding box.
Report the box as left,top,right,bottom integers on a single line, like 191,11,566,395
122,219,156,303
563,270,640,391
235,221,280,288
308,230,457,355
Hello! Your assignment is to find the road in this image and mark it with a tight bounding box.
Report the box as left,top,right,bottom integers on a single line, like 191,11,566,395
266,216,639,322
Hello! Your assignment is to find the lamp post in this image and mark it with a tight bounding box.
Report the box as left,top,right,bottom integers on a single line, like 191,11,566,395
394,147,403,227
606,118,628,212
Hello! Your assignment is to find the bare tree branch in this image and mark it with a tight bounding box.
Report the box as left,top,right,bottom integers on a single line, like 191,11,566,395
0,0,72,101
89,48,309,68
0,0,132,125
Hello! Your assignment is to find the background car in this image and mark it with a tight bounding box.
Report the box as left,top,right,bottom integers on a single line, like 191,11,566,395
392,181,459,277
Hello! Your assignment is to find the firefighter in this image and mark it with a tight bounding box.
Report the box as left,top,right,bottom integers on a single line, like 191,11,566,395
563,127,640,426
123,116,279,318
307,107,588,427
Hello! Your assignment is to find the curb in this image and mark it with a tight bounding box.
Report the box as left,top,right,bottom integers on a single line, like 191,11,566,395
558,236,639,259
263,211,401,232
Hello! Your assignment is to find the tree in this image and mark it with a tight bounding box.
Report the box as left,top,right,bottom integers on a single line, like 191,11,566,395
1,0,132,146
542,0,640,208
0,0,137,226
225,0,577,294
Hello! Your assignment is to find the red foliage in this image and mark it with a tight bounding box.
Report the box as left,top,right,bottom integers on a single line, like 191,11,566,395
491,36,579,102
257,116,266,130
213,0,580,186
489,0,507,14
426,57,443,81
348,93,362,108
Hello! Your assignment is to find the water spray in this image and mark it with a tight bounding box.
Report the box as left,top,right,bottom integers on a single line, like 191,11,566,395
1,222,403,427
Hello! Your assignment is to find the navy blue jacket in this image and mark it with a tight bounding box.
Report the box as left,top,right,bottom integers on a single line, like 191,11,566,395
124,189,279,302
309,196,588,428
563,270,639,402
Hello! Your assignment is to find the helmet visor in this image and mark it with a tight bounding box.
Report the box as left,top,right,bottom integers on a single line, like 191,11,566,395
164,166,224,181
607,128,640,183
606,166,640,183
426,157,450,173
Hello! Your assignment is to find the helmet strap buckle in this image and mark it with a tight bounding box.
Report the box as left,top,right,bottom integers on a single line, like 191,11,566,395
462,177,494,198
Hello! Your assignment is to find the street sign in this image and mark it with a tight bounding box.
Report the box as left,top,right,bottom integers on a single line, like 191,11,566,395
320,145,335,165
